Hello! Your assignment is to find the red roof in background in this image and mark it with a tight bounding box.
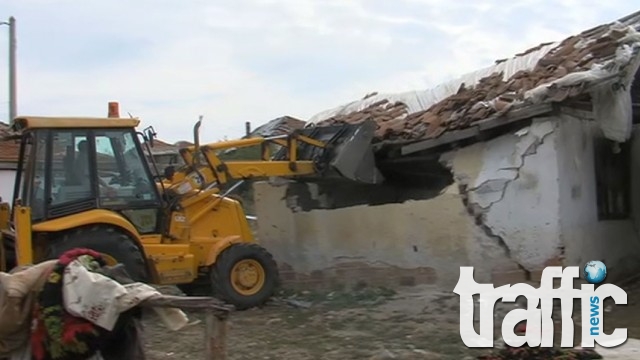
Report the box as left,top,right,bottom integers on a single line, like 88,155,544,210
0,122,20,163
0,123,188,164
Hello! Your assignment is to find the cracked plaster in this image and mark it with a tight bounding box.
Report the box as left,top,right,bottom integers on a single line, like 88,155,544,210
445,118,560,270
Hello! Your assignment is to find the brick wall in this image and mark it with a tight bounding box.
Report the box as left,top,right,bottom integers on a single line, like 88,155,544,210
277,261,438,291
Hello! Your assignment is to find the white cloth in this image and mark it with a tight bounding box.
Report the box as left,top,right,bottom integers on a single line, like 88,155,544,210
62,259,188,331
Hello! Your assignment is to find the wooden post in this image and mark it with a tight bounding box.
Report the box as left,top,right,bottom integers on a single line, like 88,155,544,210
140,295,233,359
205,312,228,360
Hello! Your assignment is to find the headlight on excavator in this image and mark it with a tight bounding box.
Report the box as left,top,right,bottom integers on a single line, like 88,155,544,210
174,181,194,195
171,172,204,195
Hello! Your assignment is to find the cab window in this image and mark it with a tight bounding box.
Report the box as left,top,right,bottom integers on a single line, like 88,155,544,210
93,130,159,207
50,130,95,208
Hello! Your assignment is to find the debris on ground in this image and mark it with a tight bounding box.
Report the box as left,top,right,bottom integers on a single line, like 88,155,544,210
477,325,603,360
276,285,397,309
283,299,312,309
143,281,640,359
477,346,602,360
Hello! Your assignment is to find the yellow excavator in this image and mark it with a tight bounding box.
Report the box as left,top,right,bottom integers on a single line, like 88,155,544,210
0,103,383,309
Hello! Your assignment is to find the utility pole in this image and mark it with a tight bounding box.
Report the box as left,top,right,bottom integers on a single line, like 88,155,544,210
1,16,16,121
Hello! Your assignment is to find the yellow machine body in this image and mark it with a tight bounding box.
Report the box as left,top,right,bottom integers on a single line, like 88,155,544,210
0,109,382,308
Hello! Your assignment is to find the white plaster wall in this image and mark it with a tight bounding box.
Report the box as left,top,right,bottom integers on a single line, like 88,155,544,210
558,116,640,277
0,170,16,205
631,125,640,243
447,118,562,271
253,180,509,287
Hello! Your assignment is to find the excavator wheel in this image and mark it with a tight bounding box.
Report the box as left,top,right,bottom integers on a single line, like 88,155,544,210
211,243,280,310
46,225,149,282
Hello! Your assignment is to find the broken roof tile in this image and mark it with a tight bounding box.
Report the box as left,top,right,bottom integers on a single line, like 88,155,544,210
247,116,305,138
310,11,640,145
0,122,20,163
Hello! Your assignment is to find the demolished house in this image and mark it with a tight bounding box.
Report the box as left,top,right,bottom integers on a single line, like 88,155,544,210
253,11,640,289
244,116,305,138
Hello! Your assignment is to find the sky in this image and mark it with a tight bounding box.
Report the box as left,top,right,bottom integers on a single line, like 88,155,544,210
0,0,638,143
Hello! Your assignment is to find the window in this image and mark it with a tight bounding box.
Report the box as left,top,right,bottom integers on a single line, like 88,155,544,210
50,131,94,208
594,137,631,220
94,130,158,206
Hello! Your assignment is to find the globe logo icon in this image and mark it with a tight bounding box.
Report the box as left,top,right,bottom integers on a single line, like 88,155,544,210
584,260,607,284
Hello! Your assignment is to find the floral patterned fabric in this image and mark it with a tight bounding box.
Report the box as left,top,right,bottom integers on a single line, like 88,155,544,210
62,260,167,331
29,249,108,360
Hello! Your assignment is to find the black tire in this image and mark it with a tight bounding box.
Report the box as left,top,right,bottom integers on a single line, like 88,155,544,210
211,243,279,310
46,225,149,282
177,279,212,296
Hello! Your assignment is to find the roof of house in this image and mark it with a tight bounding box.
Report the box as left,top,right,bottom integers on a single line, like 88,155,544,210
0,122,184,164
148,139,180,155
0,121,20,163
309,11,640,150
174,140,194,148
246,116,305,138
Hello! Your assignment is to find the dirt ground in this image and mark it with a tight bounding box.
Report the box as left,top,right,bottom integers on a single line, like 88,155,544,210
142,285,506,360
142,282,640,360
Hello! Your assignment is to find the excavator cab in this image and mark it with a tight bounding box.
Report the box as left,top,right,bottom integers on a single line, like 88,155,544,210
1,117,163,273
15,119,161,229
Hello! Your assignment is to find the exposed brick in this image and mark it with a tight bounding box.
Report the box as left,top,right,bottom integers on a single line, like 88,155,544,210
544,256,564,267
491,270,528,287
310,270,324,280
530,269,544,283
399,276,416,286
277,263,438,291
279,270,297,282
492,260,523,272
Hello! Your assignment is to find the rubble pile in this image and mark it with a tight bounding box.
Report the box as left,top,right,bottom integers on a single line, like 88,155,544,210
477,346,602,360
475,325,603,360
314,22,638,142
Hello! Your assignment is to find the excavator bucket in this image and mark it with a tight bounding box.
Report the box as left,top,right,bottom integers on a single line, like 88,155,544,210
274,120,384,184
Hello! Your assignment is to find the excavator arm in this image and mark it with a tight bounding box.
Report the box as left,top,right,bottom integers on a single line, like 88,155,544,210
164,119,384,197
